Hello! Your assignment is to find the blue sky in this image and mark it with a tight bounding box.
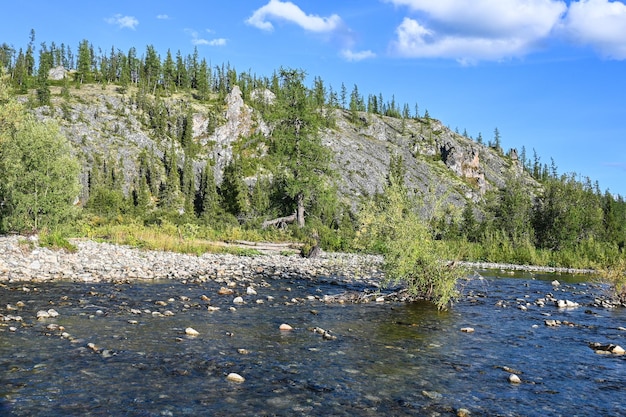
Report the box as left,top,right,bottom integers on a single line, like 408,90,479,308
2,0,626,196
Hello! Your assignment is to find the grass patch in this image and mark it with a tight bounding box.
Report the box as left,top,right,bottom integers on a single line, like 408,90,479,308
38,230,78,253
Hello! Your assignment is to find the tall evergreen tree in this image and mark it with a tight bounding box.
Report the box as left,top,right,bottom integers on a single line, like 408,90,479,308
76,39,92,84
220,159,249,217
198,164,220,219
162,49,175,92
266,68,333,228
36,44,52,106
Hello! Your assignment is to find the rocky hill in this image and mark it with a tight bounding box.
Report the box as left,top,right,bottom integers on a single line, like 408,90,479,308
29,83,538,216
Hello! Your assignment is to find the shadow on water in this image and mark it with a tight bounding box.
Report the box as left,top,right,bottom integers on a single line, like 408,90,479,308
1,273,624,416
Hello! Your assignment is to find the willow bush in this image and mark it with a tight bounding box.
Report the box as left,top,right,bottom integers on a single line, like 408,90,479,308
356,174,464,309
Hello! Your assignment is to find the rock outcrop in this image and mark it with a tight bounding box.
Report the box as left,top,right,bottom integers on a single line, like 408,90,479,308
31,83,538,215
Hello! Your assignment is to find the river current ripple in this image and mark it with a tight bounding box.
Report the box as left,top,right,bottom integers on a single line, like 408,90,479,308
1,272,624,416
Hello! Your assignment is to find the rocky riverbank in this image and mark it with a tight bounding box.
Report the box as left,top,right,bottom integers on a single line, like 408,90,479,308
0,235,384,286
3,234,621,307
1,235,600,285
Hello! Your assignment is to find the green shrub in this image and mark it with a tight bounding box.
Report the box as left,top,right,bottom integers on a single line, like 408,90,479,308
38,230,78,253
356,179,463,309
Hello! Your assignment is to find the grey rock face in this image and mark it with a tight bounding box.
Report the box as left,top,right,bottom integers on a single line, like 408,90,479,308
32,84,537,214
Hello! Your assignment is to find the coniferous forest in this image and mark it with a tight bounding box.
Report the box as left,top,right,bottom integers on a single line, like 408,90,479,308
1,32,625,305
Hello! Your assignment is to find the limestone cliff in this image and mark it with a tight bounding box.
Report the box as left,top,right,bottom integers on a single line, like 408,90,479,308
31,84,538,214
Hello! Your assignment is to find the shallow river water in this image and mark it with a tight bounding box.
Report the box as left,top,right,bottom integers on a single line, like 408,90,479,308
1,271,625,416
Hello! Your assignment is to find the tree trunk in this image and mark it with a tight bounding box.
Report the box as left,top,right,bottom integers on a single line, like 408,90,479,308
296,192,305,228
261,213,296,229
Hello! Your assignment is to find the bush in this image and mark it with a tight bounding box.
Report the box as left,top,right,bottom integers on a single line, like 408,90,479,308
0,118,81,233
356,179,463,309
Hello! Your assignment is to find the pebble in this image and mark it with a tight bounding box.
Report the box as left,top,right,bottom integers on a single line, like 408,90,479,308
226,373,245,383
611,345,625,355
233,296,244,304
508,374,522,384
556,299,579,308
279,323,293,331
460,327,475,333
457,408,471,417
422,390,442,400
185,327,200,336
218,287,234,295
36,310,50,319
246,286,257,295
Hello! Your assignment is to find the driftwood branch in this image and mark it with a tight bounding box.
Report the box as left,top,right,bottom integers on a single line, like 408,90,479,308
262,213,297,229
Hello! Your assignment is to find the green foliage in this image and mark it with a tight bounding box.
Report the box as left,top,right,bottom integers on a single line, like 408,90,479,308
0,118,81,232
598,257,626,302
264,67,334,228
533,175,603,250
220,159,249,217
356,170,462,310
87,186,131,218
38,230,78,253
484,172,534,246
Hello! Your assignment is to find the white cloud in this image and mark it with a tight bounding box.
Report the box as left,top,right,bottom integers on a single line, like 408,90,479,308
391,17,534,64
386,0,567,61
560,0,626,59
340,49,376,62
246,0,342,33
156,14,170,20
194,38,227,47
186,29,227,47
105,14,139,30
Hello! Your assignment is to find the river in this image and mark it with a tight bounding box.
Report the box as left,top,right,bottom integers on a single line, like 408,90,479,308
1,271,624,416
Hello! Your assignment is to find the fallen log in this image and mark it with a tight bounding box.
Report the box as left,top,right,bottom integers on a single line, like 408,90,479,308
261,213,297,229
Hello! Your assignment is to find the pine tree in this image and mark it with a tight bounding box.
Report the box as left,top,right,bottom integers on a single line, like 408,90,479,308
36,45,52,106
196,58,209,101
266,68,334,228
175,50,188,89
76,39,92,84
162,49,175,92
198,164,220,219
25,29,35,77
220,159,249,217
159,141,182,210
340,82,347,109
493,127,502,152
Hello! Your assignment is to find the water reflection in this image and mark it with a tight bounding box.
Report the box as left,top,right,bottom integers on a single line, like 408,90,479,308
1,273,625,416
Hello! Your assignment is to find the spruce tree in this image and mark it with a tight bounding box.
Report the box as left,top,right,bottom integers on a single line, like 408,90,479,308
266,68,333,228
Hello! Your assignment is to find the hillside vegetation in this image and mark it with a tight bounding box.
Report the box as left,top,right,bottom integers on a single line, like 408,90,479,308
1,35,625,304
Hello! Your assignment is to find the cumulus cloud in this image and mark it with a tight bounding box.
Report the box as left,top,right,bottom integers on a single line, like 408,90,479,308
386,0,567,62
560,0,626,59
186,29,227,47
156,14,170,20
246,0,342,33
105,14,139,30
194,38,227,47
340,49,376,62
